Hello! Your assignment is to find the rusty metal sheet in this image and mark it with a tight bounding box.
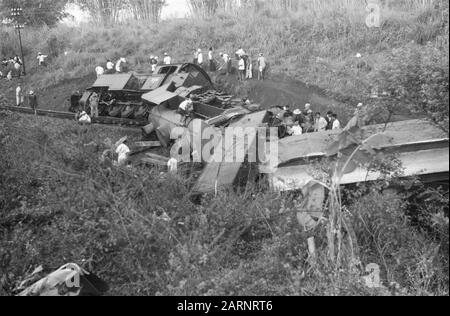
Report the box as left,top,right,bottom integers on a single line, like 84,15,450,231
142,84,181,106
92,73,135,91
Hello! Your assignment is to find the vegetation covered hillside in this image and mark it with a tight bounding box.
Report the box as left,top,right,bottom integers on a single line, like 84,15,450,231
1,0,448,109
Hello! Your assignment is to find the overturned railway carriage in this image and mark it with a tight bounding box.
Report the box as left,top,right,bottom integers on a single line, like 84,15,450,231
71,63,215,119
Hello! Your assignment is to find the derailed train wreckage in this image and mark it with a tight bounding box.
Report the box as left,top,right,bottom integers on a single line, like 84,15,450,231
71,63,234,120
70,63,449,198
70,62,270,160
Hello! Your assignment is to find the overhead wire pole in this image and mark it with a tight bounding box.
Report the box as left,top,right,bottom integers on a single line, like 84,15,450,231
11,7,26,76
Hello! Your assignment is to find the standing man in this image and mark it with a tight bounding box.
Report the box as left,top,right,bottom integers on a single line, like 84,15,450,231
115,58,126,73
257,53,266,81
106,60,115,74
208,48,216,72
238,56,246,81
37,53,48,67
28,91,38,115
163,53,172,65
16,84,24,107
220,53,231,76
150,55,158,72
197,49,204,67
246,55,253,80
89,92,100,118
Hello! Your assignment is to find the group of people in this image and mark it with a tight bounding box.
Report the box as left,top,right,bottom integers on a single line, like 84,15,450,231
274,103,343,137
15,83,38,113
1,52,48,80
1,55,23,79
93,47,268,83
235,48,267,81
95,57,128,77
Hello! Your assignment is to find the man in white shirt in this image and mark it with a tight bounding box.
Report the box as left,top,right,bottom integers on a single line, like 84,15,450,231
197,49,203,66
106,60,115,73
331,114,342,130
115,58,126,73
95,65,105,78
288,121,303,136
16,84,23,106
116,140,131,166
78,111,91,124
238,57,245,81
179,98,193,114
257,53,266,81
163,53,172,65
314,113,328,132
167,157,178,173
208,48,216,71
37,53,48,67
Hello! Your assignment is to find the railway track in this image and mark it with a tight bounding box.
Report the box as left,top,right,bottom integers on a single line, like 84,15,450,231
0,104,147,128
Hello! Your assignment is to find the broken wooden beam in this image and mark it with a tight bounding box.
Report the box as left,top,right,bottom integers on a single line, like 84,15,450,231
134,141,161,149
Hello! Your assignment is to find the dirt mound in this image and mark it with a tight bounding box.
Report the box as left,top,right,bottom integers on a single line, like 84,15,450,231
214,73,354,123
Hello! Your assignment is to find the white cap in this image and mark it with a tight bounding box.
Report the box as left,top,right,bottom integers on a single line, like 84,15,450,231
356,53,362,58
293,109,302,115
357,103,363,108
198,48,202,52
29,90,34,95
305,103,311,108
164,52,168,56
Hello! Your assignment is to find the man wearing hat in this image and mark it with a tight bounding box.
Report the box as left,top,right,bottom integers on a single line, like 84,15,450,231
197,49,204,66
37,52,48,67
115,137,131,166
163,53,172,65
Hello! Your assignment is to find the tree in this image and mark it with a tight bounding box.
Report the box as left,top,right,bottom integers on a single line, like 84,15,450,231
125,0,166,23
76,0,125,25
369,42,449,135
0,0,68,27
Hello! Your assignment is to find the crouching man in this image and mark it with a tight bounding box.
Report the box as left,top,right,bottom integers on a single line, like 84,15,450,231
76,111,92,124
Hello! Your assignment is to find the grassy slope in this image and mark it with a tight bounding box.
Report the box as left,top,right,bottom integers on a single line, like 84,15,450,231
0,112,448,296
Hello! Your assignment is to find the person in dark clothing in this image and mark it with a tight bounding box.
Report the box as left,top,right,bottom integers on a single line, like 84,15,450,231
326,111,334,130
28,91,38,114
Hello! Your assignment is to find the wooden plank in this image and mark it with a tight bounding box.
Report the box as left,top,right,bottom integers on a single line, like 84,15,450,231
145,152,169,163
141,158,168,167
134,141,161,148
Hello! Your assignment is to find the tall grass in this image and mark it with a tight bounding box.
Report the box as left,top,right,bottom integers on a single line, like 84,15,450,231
0,111,448,296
